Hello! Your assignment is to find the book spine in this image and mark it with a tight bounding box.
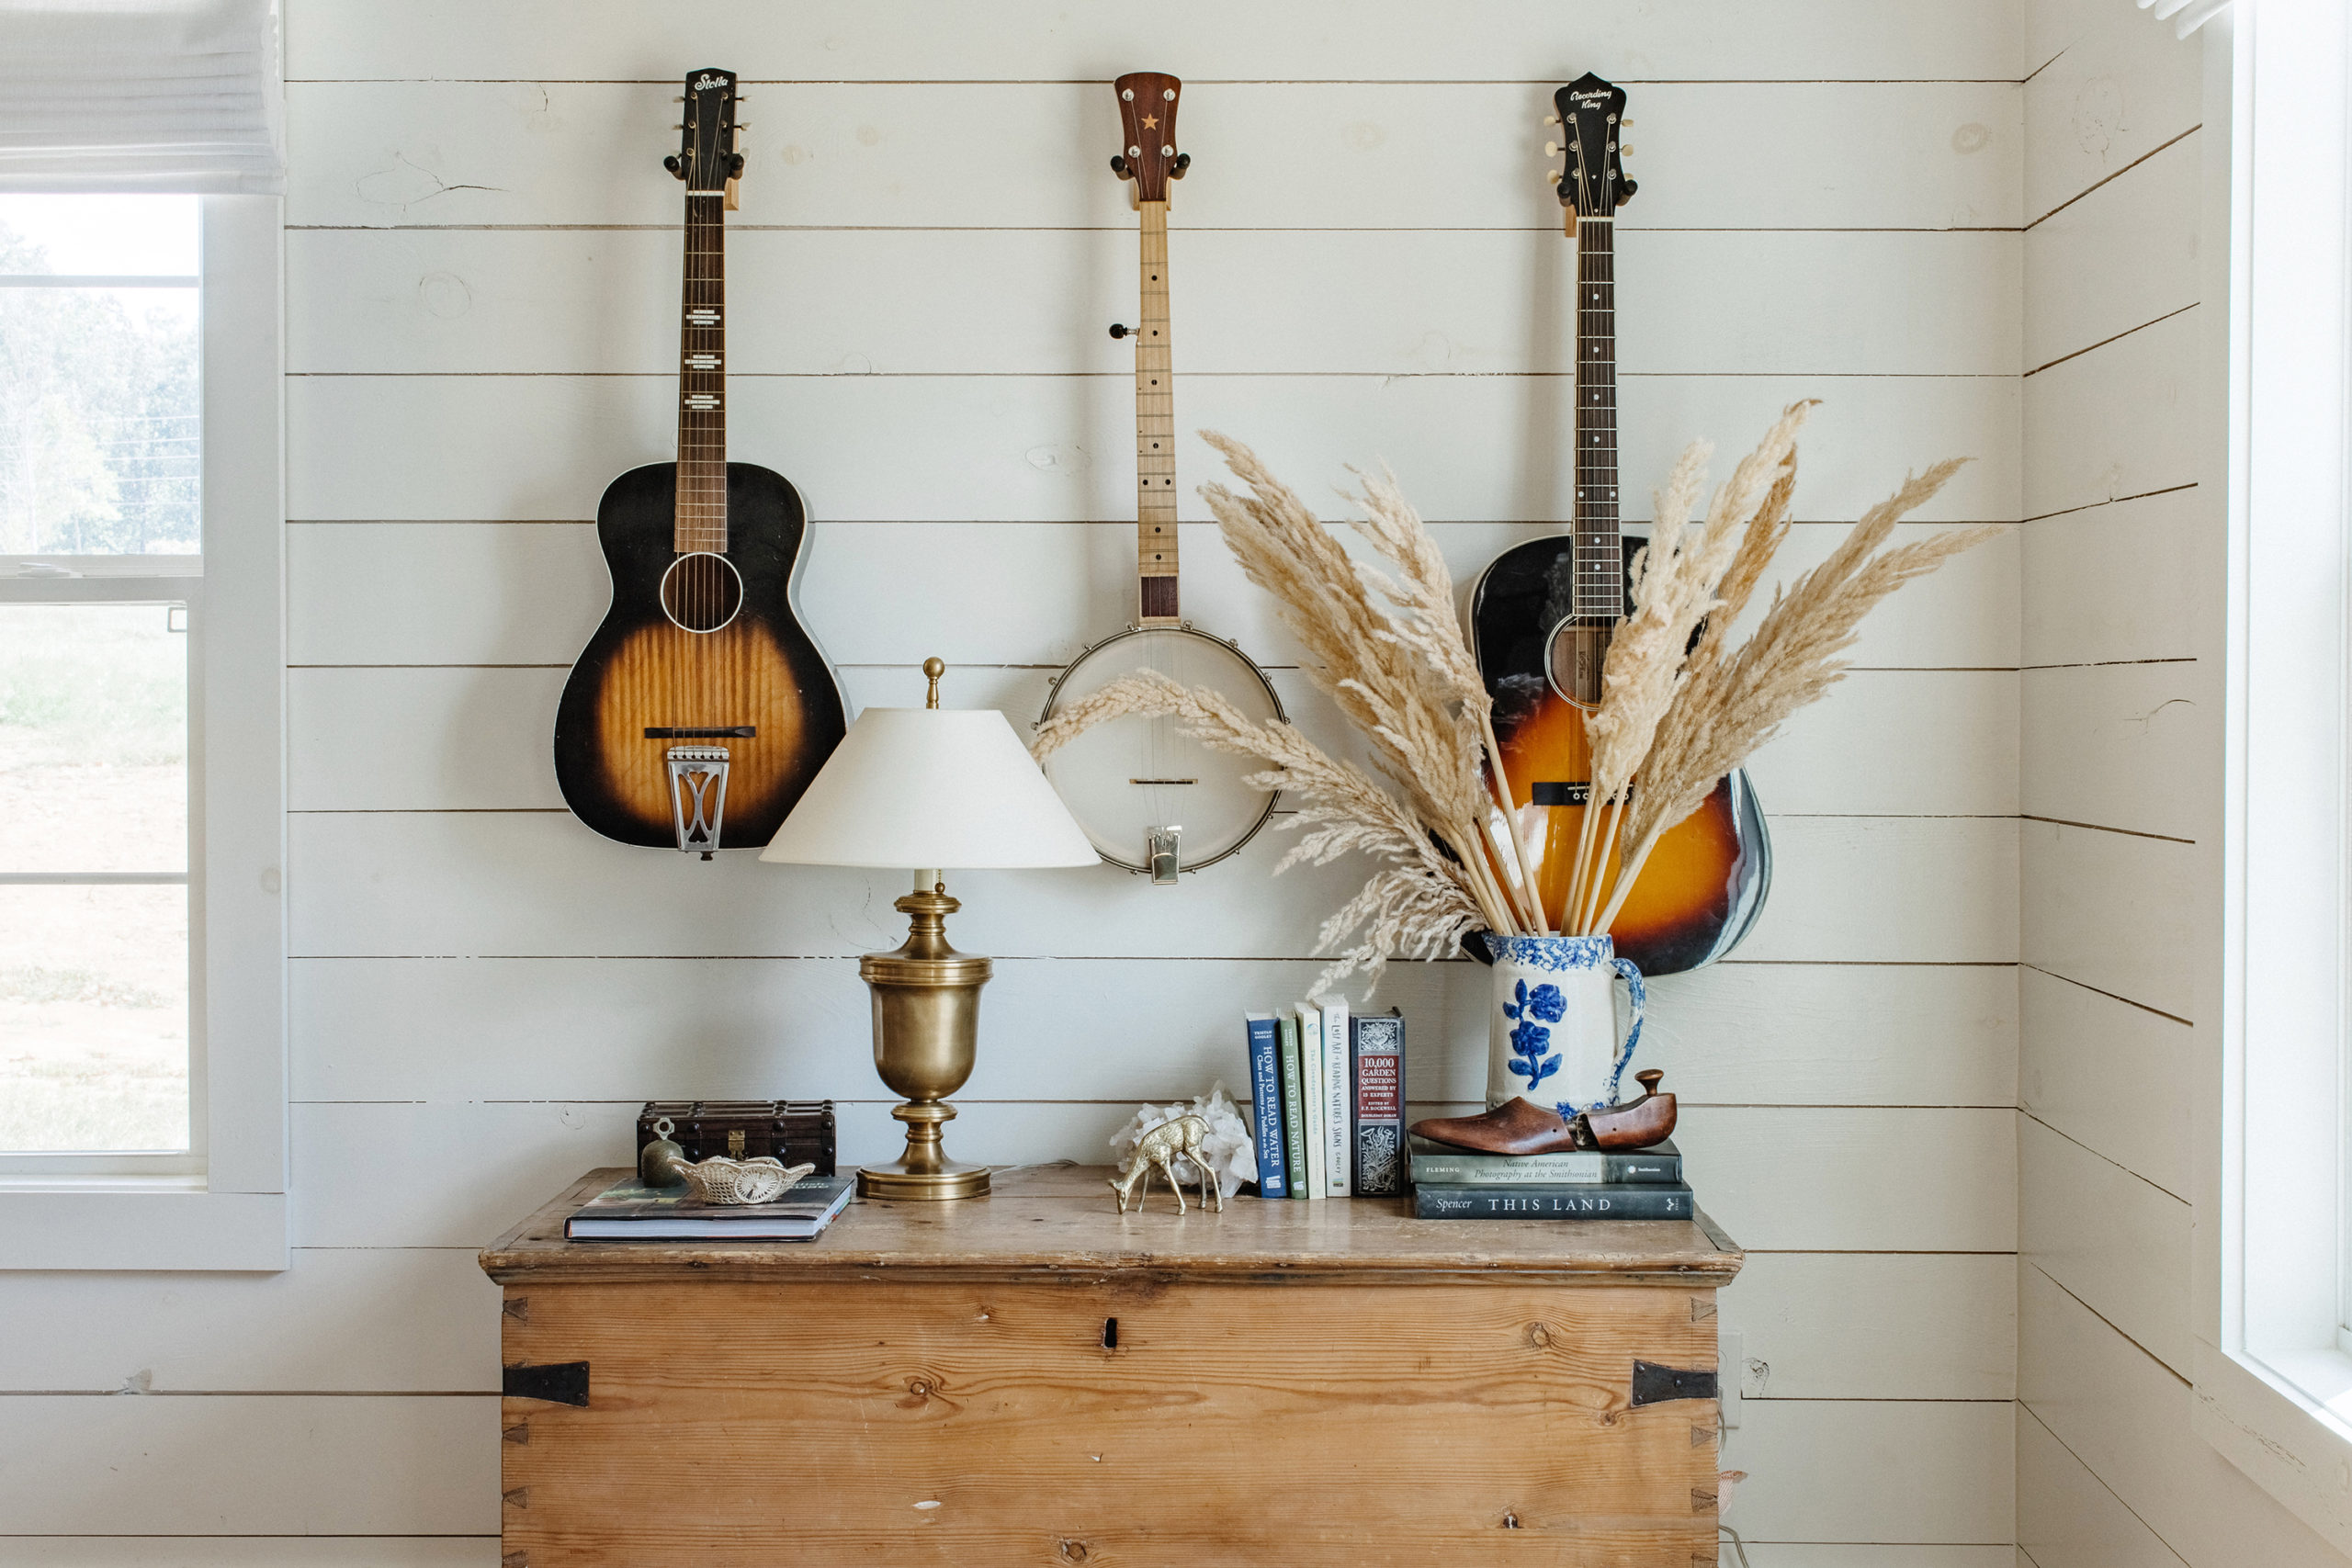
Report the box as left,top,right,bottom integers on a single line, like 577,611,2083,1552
1407,1153,1682,1186
1296,1004,1327,1200
1244,1014,1286,1198
1278,1014,1307,1198
1412,1184,1695,1220
1350,1011,1406,1197
1321,997,1351,1197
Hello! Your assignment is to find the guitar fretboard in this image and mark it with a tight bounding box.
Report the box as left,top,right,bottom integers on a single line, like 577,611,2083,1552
1136,199,1179,624
674,191,728,553
1572,215,1621,623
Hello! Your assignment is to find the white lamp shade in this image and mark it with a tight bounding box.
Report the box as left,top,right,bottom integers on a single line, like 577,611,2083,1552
760,707,1098,870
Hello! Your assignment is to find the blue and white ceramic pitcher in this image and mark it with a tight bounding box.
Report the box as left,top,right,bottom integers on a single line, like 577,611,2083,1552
1483,933,1646,1114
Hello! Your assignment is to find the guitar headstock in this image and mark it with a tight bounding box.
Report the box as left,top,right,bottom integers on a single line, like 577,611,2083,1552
665,67,743,196
1112,72,1190,201
1544,72,1636,220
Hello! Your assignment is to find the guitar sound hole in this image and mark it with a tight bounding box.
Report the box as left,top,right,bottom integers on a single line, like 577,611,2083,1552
1547,620,1607,705
660,552,744,634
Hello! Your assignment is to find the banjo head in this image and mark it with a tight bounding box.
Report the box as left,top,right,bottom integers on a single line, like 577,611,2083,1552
1040,626,1284,875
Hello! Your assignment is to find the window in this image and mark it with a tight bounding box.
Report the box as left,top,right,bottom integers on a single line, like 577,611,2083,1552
0,194,201,1167
0,194,283,1269
2202,0,2352,1552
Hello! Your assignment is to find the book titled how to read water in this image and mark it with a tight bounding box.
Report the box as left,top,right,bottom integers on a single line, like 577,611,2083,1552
1244,1004,1407,1200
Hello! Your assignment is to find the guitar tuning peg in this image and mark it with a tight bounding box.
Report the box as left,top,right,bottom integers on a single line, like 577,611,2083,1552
1620,144,1634,156
1544,141,1562,156
1620,117,1634,127
1544,113,1561,125
673,96,685,104
1542,168,1561,186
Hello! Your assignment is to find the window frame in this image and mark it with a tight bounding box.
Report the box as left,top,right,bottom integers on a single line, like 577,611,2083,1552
2199,0,2352,1550
0,194,284,1269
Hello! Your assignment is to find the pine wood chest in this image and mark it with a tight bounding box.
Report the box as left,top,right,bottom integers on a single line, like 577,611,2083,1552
481,1165,1743,1567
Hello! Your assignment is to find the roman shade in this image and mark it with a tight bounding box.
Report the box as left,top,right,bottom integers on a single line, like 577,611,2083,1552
0,0,280,192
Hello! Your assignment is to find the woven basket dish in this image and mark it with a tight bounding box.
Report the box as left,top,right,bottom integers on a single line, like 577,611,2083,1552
676,1155,815,1206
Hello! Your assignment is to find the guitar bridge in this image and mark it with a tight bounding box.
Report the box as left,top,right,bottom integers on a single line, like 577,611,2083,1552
666,746,730,859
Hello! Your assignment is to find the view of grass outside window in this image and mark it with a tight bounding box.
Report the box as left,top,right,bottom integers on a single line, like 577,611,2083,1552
0,195,200,1153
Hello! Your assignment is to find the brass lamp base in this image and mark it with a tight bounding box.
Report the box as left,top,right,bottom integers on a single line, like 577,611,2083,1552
856,1100,991,1200
856,882,994,1201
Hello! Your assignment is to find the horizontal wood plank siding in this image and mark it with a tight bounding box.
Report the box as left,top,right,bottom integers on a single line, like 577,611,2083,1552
14,0,2033,1559
2010,5,2340,1565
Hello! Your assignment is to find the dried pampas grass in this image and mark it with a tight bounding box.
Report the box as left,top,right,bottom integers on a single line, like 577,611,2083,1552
1591,453,1997,931
1031,408,1996,992
1032,669,1487,992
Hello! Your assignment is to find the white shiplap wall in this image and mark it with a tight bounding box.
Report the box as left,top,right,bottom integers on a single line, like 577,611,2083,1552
4,5,2027,1562
2016,3,2352,1566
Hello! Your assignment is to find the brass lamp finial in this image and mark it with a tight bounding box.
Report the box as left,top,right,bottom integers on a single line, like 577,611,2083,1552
923,657,946,709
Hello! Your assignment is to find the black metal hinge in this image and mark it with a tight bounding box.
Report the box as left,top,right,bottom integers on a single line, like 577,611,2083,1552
503,1360,590,1406
1630,1359,1718,1406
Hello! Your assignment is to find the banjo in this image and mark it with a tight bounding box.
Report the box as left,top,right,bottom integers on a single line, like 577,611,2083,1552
1038,71,1285,884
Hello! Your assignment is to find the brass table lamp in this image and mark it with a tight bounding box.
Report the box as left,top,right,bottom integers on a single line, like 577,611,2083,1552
760,660,1095,1199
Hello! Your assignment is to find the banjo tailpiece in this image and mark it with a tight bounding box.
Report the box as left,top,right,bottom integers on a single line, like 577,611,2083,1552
1148,827,1181,885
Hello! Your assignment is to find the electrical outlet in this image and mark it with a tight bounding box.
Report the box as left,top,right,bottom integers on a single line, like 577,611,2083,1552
1718,1329,1744,1429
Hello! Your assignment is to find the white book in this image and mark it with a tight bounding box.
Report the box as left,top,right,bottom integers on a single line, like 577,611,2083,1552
1322,996,1351,1197
1296,1002,1328,1200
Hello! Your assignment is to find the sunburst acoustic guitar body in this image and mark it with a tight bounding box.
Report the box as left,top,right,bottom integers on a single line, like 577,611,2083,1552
553,462,845,852
1474,536,1770,975
1465,72,1770,975
552,69,846,856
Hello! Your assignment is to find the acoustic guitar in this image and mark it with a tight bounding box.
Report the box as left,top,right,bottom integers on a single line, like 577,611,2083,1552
553,68,848,857
1037,71,1285,884
1470,73,1770,973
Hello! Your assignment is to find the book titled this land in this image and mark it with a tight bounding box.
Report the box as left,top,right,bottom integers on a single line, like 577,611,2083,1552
1411,1182,1695,1221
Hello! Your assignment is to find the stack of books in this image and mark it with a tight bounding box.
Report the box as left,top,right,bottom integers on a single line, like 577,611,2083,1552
1408,1134,1693,1221
564,1171,856,1240
1241,1001,1407,1199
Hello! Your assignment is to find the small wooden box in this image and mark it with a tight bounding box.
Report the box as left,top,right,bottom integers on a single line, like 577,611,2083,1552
482,1166,1741,1567
635,1099,835,1175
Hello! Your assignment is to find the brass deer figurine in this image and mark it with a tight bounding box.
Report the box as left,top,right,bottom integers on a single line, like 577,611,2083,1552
1109,1113,1224,1215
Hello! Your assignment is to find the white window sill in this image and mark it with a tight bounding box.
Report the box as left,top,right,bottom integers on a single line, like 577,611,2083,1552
0,1185,286,1270
2196,1337,2352,1554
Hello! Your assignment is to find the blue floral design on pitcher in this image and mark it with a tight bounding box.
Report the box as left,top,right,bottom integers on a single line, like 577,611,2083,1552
1481,932,1648,1116
1502,978,1567,1089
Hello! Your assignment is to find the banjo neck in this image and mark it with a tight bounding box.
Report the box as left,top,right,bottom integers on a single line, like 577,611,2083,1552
1134,197,1179,626
1114,70,1188,627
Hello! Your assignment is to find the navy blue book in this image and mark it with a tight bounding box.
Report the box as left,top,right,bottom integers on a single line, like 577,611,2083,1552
1243,1012,1288,1198
1412,1182,1694,1220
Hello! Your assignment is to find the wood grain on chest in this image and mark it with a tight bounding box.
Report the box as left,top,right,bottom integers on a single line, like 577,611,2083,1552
487,1168,1738,1566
